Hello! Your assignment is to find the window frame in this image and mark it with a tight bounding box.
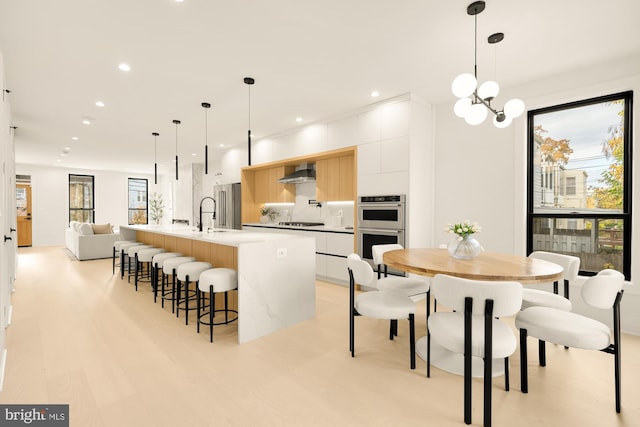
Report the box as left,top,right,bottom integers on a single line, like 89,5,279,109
128,178,148,225
68,174,95,223
526,91,633,280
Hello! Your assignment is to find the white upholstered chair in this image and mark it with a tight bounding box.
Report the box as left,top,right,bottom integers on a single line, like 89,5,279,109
515,269,625,413
522,251,580,310
347,254,416,370
371,244,431,340
428,274,523,427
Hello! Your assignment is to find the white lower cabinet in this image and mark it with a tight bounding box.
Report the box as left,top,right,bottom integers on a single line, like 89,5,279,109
242,225,353,285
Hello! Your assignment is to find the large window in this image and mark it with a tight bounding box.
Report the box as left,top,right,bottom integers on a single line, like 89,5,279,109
128,178,148,225
69,174,95,223
527,91,632,279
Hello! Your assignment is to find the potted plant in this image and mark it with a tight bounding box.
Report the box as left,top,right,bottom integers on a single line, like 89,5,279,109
259,206,278,223
149,192,165,224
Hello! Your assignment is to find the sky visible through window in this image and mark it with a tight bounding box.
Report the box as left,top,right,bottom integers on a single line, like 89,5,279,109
534,101,623,192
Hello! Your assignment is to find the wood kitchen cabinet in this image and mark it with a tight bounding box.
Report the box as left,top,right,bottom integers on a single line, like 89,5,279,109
316,155,355,201
254,166,295,204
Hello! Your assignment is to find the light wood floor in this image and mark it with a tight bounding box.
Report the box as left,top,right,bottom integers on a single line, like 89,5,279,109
3,246,640,426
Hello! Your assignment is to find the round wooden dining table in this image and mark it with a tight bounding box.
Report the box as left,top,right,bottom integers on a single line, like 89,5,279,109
383,248,563,284
383,248,564,377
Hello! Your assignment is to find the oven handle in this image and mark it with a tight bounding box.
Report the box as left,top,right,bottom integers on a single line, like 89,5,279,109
358,203,404,208
358,228,404,234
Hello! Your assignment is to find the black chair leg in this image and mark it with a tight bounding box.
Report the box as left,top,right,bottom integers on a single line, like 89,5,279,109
427,331,431,378
538,340,546,366
484,355,493,427
520,329,528,393
504,357,510,391
409,313,415,369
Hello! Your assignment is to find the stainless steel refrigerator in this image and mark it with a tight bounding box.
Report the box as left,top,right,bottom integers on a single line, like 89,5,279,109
213,183,242,229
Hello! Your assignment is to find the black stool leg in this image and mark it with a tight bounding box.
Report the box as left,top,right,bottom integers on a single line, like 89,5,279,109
224,291,229,323
197,288,201,334
209,285,214,342
184,276,190,325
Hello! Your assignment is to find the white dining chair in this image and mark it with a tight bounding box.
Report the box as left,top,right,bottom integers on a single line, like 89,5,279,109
522,251,580,310
347,254,416,370
428,274,523,427
371,244,431,341
515,269,625,413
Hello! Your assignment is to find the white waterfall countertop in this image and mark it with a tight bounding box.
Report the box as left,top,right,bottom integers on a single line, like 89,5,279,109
120,224,305,247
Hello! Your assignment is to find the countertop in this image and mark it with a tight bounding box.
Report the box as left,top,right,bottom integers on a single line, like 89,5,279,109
242,223,354,234
120,224,307,247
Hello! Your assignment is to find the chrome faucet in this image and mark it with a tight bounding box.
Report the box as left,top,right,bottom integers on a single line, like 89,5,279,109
199,196,217,232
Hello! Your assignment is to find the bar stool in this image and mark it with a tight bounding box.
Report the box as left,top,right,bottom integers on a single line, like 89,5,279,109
119,242,143,279
162,257,196,313
151,252,182,304
176,262,212,325
197,268,238,342
127,245,154,283
135,248,166,291
113,240,134,275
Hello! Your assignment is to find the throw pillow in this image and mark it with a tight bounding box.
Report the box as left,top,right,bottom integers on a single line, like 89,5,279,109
92,223,112,234
78,222,94,235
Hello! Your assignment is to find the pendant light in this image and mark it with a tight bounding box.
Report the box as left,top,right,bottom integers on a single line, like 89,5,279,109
202,102,211,174
451,1,524,127
173,119,181,180
244,77,255,166
152,132,159,184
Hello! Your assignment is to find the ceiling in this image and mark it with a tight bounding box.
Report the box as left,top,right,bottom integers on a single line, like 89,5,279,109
1,0,639,175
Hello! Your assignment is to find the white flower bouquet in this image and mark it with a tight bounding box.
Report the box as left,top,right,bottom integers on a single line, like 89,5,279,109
445,220,482,240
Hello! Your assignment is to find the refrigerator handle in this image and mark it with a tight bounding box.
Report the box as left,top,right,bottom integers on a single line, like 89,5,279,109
221,190,227,226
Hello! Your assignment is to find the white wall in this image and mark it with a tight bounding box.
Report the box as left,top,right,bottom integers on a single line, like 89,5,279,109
433,57,640,334
14,164,156,246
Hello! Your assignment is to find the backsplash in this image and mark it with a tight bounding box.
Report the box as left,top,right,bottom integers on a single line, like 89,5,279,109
266,182,354,227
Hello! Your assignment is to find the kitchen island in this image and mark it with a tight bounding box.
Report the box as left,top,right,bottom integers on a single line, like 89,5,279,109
119,224,316,344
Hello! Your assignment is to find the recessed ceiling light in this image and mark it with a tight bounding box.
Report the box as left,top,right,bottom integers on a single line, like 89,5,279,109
64,147,71,151
192,153,197,157
82,120,91,125
71,136,79,140
175,0,184,2
118,63,131,72
219,144,225,147
296,117,302,123
95,101,105,107
371,91,380,98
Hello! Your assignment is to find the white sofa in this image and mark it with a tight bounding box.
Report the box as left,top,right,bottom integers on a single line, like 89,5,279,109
65,222,121,261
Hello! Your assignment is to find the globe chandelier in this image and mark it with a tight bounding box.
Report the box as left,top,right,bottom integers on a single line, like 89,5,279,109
451,1,524,128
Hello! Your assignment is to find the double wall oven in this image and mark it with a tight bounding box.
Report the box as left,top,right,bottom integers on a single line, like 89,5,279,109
357,195,406,276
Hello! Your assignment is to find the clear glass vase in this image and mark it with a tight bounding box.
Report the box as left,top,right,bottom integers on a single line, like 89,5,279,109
447,235,482,260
